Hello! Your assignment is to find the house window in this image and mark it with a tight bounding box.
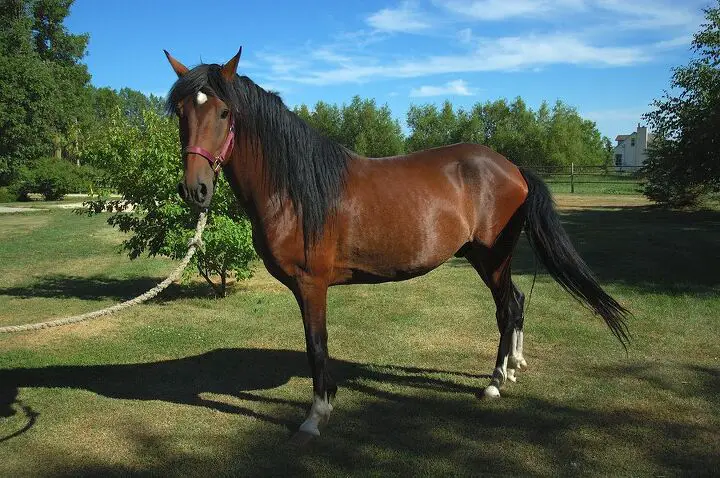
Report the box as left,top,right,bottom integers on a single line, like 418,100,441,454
615,154,623,166
630,138,635,146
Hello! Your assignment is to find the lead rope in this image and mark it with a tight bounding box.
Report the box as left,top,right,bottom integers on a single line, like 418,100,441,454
0,213,207,334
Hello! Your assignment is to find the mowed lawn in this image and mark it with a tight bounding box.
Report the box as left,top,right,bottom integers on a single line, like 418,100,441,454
0,196,718,477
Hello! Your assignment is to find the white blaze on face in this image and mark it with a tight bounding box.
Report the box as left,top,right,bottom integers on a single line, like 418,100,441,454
196,91,208,105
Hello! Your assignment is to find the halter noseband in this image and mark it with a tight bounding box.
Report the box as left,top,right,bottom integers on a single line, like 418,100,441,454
183,115,235,174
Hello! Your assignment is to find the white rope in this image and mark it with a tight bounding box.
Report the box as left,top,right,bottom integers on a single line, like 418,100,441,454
0,213,207,334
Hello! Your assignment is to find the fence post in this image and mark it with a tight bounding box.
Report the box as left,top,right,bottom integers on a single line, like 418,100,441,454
570,162,575,193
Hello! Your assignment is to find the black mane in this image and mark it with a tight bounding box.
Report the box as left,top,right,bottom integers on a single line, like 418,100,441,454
167,64,351,246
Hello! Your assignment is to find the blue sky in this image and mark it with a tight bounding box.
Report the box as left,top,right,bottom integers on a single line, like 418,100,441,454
66,0,709,140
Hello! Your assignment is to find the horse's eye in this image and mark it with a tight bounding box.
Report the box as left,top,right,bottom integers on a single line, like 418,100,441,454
220,109,229,119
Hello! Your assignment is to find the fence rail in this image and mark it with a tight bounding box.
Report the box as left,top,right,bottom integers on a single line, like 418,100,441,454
530,164,644,194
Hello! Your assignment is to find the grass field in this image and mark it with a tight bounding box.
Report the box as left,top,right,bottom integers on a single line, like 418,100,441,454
1,196,718,477
545,174,643,195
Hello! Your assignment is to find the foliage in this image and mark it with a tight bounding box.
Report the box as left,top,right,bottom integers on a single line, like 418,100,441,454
0,187,14,203
296,95,609,167
295,96,405,157
0,0,91,184
406,98,610,168
643,2,720,207
12,156,96,200
82,109,256,297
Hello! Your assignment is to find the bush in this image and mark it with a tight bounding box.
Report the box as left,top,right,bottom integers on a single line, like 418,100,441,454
82,109,256,296
12,158,96,201
0,186,15,203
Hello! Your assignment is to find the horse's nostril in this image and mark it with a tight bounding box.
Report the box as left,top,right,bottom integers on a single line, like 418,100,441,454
177,182,187,200
199,183,208,196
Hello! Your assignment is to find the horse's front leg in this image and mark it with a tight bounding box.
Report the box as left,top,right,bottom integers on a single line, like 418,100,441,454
294,280,336,437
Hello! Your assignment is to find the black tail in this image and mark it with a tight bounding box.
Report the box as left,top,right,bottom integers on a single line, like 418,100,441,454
520,168,630,347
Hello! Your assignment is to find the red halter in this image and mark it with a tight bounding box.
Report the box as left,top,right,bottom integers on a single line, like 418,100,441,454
183,115,235,174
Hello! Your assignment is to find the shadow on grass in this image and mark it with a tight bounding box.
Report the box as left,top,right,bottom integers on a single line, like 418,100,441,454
0,274,214,301
449,206,720,295
0,348,485,433
1,349,718,476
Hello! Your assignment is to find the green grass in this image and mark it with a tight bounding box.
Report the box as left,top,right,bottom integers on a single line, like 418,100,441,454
545,174,643,195
0,199,719,477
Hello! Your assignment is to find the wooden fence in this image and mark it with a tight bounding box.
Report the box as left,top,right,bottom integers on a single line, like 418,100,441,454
531,164,644,195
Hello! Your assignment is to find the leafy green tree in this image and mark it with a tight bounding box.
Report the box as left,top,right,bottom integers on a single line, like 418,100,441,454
118,87,164,125
643,2,720,207
295,97,404,156
82,109,256,297
12,156,96,200
406,101,462,151
0,0,90,184
339,96,405,156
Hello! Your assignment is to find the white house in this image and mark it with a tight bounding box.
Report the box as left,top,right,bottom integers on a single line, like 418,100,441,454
614,124,653,169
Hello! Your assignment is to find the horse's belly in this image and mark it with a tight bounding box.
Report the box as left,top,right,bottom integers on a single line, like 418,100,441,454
334,208,469,285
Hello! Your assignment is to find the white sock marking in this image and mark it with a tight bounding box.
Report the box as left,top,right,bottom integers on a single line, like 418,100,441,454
299,394,333,436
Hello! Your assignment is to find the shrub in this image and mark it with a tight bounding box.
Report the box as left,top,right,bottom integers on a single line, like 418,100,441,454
11,158,96,201
82,109,256,296
0,186,14,203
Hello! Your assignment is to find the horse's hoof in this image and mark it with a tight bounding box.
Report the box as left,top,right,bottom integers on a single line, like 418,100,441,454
288,430,317,448
507,369,517,383
482,385,501,399
518,358,528,371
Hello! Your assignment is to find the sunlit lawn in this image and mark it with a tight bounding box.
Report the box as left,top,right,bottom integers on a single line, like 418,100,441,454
0,197,718,476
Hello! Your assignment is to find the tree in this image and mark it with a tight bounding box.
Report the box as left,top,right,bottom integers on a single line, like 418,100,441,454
406,101,461,151
82,109,256,297
642,2,720,207
339,96,405,157
295,97,405,157
118,87,164,124
0,0,90,184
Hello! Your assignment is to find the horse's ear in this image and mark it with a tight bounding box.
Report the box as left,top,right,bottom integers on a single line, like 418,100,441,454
164,50,188,77
221,47,242,81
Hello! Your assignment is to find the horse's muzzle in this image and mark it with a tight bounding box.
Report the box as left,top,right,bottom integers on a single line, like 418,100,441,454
177,181,212,209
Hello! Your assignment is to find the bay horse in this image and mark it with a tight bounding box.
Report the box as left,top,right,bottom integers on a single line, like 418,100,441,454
164,48,629,438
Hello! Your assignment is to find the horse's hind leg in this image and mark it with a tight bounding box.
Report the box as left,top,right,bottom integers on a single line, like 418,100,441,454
466,249,518,398
506,283,527,384
465,208,527,398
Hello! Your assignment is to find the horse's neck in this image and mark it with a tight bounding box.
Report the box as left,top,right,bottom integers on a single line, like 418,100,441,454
225,133,292,227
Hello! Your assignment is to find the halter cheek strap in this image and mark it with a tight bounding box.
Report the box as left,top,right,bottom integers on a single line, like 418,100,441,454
183,115,236,174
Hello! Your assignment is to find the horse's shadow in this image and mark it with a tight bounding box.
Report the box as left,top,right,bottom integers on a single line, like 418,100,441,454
0,348,487,433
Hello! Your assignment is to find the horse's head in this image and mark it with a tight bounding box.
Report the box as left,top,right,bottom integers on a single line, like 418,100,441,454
164,48,242,209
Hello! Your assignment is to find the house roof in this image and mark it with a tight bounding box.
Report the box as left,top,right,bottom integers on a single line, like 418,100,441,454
615,134,629,141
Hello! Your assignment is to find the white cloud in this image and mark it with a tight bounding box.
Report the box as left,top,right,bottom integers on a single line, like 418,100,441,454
439,0,584,21
263,54,309,75
652,35,692,51
593,0,699,30
457,28,474,44
366,2,431,33
410,79,476,97
438,0,699,26
257,0,702,88
275,33,645,85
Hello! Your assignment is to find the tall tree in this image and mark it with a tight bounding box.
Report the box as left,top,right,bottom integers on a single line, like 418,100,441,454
340,96,405,157
643,2,720,206
0,0,90,183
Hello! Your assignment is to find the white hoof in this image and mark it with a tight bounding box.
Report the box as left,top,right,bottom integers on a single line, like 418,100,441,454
298,394,333,436
507,368,517,383
299,419,321,436
483,385,501,399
